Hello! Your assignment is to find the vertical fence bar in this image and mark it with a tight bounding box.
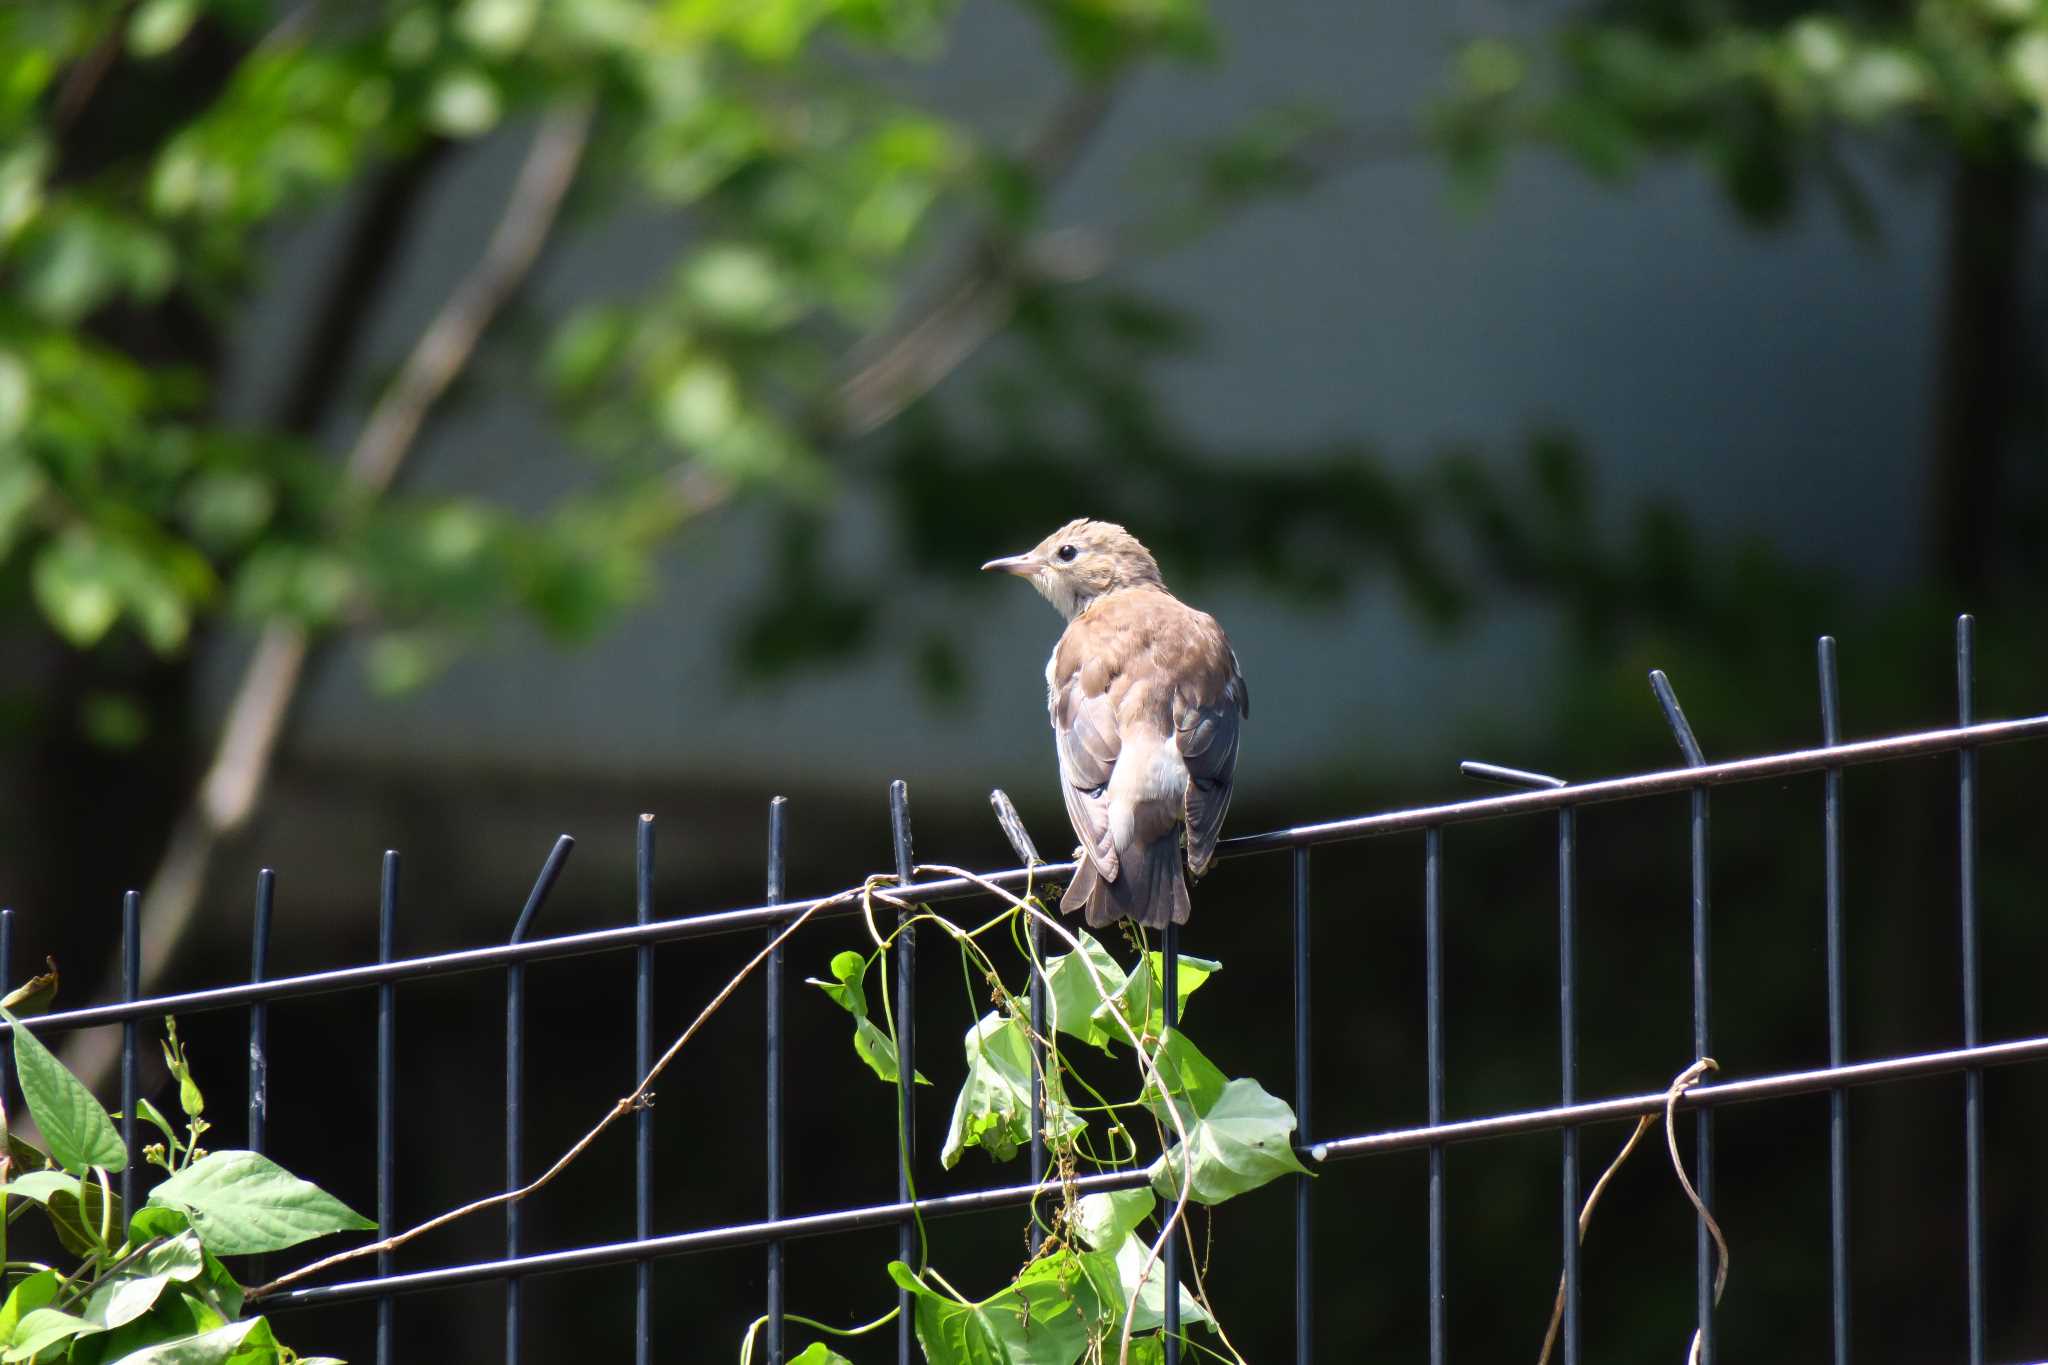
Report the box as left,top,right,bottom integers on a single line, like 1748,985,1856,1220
889,782,917,1365
248,870,276,1286
634,815,656,1365
1818,637,1849,1365
1028,899,1047,1256
1292,846,1313,1365
376,851,399,1365
249,871,275,1151
0,906,12,1109
505,836,574,1365
120,890,139,1216
1957,616,1984,1365
1425,828,1445,1365
1163,921,1184,1363
766,798,788,1365
1651,670,1713,1365
1559,807,1581,1365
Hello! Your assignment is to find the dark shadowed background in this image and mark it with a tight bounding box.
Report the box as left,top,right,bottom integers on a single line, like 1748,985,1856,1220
1,0,2045,1360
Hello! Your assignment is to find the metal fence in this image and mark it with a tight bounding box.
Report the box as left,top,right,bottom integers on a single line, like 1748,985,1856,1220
2,615,2041,1365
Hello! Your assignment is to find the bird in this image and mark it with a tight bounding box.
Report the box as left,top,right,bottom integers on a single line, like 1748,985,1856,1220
983,519,1248,929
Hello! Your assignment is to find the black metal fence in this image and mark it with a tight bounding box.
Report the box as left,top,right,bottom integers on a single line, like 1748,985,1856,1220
2,616,2041,1365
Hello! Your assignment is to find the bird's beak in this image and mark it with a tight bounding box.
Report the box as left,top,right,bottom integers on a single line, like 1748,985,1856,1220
980,552,1039,576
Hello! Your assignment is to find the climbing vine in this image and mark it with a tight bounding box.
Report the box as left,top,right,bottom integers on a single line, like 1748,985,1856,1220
756,867,1307,1365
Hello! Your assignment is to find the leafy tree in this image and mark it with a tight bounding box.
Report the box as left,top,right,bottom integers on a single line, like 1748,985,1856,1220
0,0,1267,1057
1433,0,2048,596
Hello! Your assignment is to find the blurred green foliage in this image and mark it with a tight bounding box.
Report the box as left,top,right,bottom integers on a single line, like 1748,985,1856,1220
1436,0,2048,223
0,0,1217,696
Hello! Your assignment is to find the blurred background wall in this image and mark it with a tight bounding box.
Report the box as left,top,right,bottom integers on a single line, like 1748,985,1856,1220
1,0,2044,1360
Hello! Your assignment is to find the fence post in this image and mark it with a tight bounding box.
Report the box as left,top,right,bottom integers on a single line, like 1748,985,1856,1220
1957,616,1984,1365
889,781,917,1365
765,798,788,1365
505,836,574,1365
634,815,656,1365
1818,636,1850,1365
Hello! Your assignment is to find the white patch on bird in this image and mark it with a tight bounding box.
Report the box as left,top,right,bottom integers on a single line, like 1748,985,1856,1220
1107,733,1187,853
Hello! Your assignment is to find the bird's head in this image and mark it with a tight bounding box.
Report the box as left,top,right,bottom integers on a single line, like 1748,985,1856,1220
981,519,1164,621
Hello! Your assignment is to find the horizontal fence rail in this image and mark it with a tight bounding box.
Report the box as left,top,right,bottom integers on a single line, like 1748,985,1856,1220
260,1029,2048,1310
4,619,2038,1365
6,712,2045,1039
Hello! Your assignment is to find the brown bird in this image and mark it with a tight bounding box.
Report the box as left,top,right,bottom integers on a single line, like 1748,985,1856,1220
983,520,1248,928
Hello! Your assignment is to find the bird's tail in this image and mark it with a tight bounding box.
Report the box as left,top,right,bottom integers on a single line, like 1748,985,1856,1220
1060,839,1190,930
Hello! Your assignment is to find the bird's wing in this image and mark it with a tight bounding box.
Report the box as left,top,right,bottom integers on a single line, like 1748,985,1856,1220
1051,645,1120,882
1177,638,1248,877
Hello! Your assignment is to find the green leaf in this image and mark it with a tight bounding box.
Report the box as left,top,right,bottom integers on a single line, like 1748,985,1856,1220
84,1231,204,1331
0,961,59,1019
787,1345,854,1365
146,1151,373,1256
940,1013,1081,1169
32,535,121,647
5,1306,97,1361
806,952,928,1087
1042,933,1129,1053
1147,1078,1311,1206
0,1271,58,1343
0,1171,81,1204
1096,952,1220,1042
127,1205,189,1242
1106,1231,1211,1335
47,1173,124,1257
1070,1188,1153,1252
6,1009,126,1174
94,1314,278,1364
1137,1029,1227,1129
135,1098,183,1154
887,1254,1111,1365
128,0,200,58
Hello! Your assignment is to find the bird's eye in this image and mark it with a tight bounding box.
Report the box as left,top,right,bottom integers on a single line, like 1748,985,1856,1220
1056,544,1078,562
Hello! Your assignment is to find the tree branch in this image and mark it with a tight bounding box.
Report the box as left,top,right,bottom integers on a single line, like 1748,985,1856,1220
59,103,595,1091
829,81,1121,438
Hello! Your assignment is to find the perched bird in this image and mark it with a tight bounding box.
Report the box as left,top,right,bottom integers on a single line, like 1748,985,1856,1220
983,520,1248,928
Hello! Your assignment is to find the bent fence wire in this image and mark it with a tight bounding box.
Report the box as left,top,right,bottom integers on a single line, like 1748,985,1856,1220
0,616,2039,1365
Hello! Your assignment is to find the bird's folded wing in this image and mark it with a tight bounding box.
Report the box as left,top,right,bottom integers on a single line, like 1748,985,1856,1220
1053,677,1120,881
1178,680,1244,877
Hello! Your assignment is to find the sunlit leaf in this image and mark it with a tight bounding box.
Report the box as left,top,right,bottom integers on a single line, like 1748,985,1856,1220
807,952,929,1087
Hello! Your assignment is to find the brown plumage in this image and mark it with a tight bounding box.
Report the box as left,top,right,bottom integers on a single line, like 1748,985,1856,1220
983,520,1248,929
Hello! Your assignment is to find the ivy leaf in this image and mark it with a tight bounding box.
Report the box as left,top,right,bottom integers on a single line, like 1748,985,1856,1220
1096,952,1221,1041
147,1150,374,1255
806,952,929,1087
1071,1188,1154,1252
1137,1029,1227,1129
1108,1231,1213,1334
1067,1188,1210,1335
1147,1078,1311,1206
1042,933,1129,1054
4,1008,125,1174
887,1253,1113,1365
940,1013,1082,1169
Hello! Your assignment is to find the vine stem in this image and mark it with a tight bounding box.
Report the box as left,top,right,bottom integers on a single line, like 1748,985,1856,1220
914,864,1215,1365
1535,1056,1725,1365
248,879,904,1301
